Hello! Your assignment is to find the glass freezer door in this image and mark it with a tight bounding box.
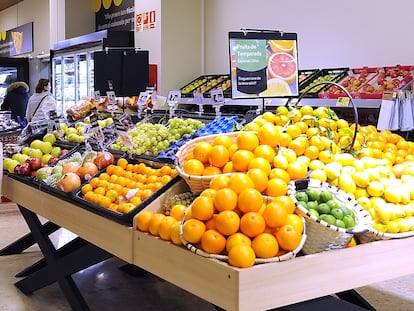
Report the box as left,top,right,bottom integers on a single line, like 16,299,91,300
63,56,75,114
76,53,88,101
52,57,63,115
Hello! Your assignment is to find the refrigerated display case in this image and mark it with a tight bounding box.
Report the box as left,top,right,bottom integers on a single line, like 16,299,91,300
51,30,134,116
0,57,29,107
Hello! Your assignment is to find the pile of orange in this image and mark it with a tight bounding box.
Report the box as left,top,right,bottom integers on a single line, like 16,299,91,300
81,158,177,213
180,173,304,268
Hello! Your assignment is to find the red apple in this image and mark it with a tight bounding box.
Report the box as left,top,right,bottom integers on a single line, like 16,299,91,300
15,163,32,175
26,157,42,170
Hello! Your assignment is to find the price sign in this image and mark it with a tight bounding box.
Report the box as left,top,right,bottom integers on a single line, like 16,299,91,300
336,97,350,107
94,90,101,101
106,91,117,111
211,89,225,107
193,93,204,105
166,89,181,107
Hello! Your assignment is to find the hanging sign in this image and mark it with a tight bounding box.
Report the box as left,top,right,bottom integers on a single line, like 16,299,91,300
0,22,33,57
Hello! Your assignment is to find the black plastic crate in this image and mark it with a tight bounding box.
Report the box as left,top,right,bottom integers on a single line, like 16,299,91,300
299,68,349,98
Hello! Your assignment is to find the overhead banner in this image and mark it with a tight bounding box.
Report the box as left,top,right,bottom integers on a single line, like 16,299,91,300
0,22,33,57
95,0,135,31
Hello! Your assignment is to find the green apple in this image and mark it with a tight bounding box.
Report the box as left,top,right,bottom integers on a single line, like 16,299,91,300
43,133,56,145
41,154,53,164
50,146,62,157
39,141,53,154
12,153,29,163
29,149,43,159
21,146,33,155
30,139,43,150
6,159,19,173
105,117,114,126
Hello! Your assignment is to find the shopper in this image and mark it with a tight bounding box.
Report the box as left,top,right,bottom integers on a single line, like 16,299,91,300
26,78,57,122
0,81,30,122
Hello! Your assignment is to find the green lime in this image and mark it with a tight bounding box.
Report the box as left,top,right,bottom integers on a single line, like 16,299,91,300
343,215,355,228
295,192,308,203
326,199,339,210
319,214,337,226
308,208,319,218
306,201,318,211
340,206,355,218
319,189,333,203
335,219,346,228
330,208,344,220
305,188,319,202
317,203,331,215
297,201,308,209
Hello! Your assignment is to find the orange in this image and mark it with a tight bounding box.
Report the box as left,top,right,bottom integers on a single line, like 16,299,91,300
285,214,304,234
205,214,217,230
237,131,259,151
135,210,154,232
240,212,266,238
231,149,254,172
263,202,288,227
288,137,307,156
159,165,173,176
182,159,204,175
228,143,238,158
105,189,118,202
318,150,334,164
130,196,142,207
237,188,263,213
215,210,240,236
276,105,289,115
200,188,217,199
269,168,290,184
213,135,233,149
285,124,302,139
274,224,302,251
228,244,256,268
304,145,320,160
226,232,252,252
257,123,282,147
265,178,288,197
182,218,206,244
272,195,296,214
300,105,313,116
81,184,93,195
117,158,128,169
170,221,182,245
228,172,255,194
117,203,135,213
158,216,177,241
279,147,297,163
169,204,187,221
214,187,238,212
201,229,226,254
202,166,222,176
148,213,166,236
262,111,276,123
209,174,230,190
286,161,307,180
246,168,269,193
272,154,289,170
252,232,279,259
254,145,276,162
208,145,230,168
247,157,271,176
222,161,235,173
191,196,215,221
193,141,213,163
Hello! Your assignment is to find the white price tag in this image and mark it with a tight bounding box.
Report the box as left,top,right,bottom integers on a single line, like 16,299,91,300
336,97,350,107
211,89,225,107
94,90,101,101
137,91,149,107
193,93,204,105
167,90,181,106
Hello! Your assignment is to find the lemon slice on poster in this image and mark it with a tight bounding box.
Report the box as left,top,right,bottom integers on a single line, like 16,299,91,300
103,0,112,9
94,0,102,12
113,0,123,6
260,78,291,97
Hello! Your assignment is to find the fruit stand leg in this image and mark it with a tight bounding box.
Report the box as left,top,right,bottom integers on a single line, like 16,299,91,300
0,221,60,255
15,237,90,277
336,290,376,310
15,205,112,311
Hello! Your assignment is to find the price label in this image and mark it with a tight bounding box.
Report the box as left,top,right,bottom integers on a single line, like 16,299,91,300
336,97,350,107
193,93,204,105
94,90,101,101
166,89,181,106
137,91,149,108
211,89,225,107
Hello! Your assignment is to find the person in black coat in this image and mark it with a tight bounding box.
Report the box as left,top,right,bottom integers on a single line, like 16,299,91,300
1,81,29,122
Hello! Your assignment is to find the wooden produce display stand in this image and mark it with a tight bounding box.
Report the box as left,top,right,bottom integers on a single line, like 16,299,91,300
3,174,414,311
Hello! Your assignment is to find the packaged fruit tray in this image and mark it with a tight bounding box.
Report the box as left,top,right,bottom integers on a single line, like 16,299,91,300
72,157,181,226
355,65,414,99
318,67,380,99
180,74,230,98
287,178,373,255
298,69,320,86
299,68,349,98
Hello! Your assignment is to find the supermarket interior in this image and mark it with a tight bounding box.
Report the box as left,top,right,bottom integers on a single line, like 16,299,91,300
2,0,414,311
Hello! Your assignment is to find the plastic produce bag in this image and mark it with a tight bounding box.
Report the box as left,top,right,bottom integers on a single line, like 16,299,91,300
399,91,414,132
377,97,399,131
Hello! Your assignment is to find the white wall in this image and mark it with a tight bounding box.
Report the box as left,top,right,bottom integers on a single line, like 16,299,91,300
65,0,95,39
204,0,414,74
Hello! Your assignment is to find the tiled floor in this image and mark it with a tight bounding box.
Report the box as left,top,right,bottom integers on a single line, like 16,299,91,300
1,202,414,311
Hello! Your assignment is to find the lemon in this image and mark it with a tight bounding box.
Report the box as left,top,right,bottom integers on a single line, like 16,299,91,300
354,187,368,199
396,217,414,233
297,155,310,167
374,202,393,224
338,172,356,194
352,171,370,188
352,159,365,171
365,168,380,182
324,162,342,180
334,153,356,166
309,169,327,182
309,159,325,171
384,186,401,204
373,222,387,232
367,181,384,197
357,196,371,210
385,220,400,233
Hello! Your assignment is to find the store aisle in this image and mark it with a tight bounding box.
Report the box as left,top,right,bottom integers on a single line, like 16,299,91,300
1,202,414,311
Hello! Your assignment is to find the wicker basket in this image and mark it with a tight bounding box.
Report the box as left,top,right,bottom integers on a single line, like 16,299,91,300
357,227,414,243
287,178,373,255
175,131,244,194
179,196,307,265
